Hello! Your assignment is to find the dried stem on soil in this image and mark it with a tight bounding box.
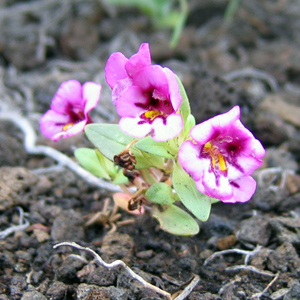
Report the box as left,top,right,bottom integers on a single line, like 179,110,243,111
0,207,29,239
204,245,262,266
0,112,121,193
250,272,279,299
54,241,200,300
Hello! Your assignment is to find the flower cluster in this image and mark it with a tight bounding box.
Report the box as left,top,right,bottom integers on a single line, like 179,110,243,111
105,43,183,142
40,43,265,236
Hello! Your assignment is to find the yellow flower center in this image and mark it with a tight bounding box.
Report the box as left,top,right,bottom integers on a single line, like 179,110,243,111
62,123,74,131
203,142,227,172
144,110,163,121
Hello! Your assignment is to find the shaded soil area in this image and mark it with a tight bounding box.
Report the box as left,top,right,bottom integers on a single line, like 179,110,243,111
1,0,300,299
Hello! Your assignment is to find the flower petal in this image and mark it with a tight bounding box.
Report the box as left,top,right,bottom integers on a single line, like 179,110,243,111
125,43,151,78
133,65,169,95
178,141,206,182
200,170,233,200
51,80,82,113
164,67,182,111
151,114,183,142
119,117,152,138
105,52,128,89
82,82,102,115
40,110,70,140
112,77,133,104
224,176,257,203
191,106,241,144
52,120,86,141
115,86,147,117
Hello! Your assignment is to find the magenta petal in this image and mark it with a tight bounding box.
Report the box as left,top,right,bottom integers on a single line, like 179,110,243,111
82,82,102,115
125,43,151,78
119,117,152,138
51,80,82,113
116,86,147,117
151,114,183,141
105,52,128,89
164,67,182,111
52,121,86,141
112,77,133,104
178,141,205,182
200,170,233,200
191,106,241,144
224,176,257,203
40,110,69,140
133,65,168,94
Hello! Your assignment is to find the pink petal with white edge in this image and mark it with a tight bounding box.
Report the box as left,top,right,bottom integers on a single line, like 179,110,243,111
51,80,83,113
116,86,147,117
224,176,257,203
178,141,206,182
52,120,86,141
125,43,151,78
82,82,102,115
231,154,263,179
191,106,241,144
164,67,182,111
119,117,152,138
105,52,128,89
200,169,233,201
40,110,70,139
151,114,183,142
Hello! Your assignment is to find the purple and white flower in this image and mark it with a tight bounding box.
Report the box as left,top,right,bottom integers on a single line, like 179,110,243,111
40,80,101,141
105,43,183,142
178,106,265,203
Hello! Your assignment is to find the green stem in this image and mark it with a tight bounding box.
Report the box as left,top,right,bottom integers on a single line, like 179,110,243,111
170,0,189,49
224,0,241,25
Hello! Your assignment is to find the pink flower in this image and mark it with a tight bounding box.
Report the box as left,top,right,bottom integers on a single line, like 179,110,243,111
105,43,183,142
178,106,265,203
40,80,101,141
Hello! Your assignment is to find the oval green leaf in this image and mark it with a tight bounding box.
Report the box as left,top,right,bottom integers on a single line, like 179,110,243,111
172,162,212,221
152,204,199,236
85,124,164,170
146,182,176,205
135,136,176,158
74,148,111,180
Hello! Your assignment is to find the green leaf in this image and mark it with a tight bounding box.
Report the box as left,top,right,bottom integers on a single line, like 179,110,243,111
95,149,117,178
183,114,195,137
74,148,111,180
172,162,212,221
152,204,199,236
85,124,132,160
113,170,129,185
146,182,176,205
135,136,176,158
85,124,164,170
176,75,191,124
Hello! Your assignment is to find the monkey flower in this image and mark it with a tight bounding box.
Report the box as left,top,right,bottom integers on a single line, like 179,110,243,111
178,106,265,203
105,43,183,142
40,80,101,141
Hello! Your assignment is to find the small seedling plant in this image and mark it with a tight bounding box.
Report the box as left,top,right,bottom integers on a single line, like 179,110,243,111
40,43,265,236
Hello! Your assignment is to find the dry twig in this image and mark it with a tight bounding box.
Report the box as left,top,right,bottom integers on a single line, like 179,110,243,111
204,245,262,266
0,112,121,193
54,241,200,300
0,207,29,239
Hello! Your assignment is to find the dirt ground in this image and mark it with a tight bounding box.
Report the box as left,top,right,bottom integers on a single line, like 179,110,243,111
1,0,300,299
